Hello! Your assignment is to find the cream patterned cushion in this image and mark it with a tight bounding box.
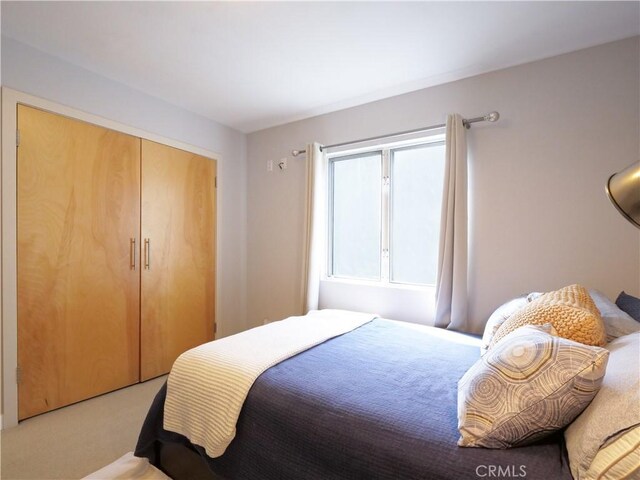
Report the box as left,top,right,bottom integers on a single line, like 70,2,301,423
458,325,609,449
489,284,606,349
583,426,640,480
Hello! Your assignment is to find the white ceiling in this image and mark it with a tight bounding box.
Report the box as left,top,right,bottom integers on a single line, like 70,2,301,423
2,2,639,133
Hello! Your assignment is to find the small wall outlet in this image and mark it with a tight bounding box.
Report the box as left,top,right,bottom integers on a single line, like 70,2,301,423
267,160,273,172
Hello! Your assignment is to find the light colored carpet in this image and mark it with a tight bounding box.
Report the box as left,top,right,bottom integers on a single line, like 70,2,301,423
1,376,167,480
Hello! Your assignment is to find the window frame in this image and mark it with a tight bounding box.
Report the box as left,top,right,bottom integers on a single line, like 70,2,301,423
326,133,446,288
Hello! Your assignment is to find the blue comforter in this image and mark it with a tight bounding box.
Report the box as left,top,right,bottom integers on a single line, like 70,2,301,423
136,318,572,479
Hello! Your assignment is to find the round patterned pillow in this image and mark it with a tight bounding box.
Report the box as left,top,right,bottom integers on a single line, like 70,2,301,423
458,324,609,449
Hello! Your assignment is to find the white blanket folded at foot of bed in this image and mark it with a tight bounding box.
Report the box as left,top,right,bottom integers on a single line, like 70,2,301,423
163,309,376,458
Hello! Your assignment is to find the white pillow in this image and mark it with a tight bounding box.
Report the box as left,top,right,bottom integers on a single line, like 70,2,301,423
589,290,640,342
480,296,528,355
564,332,640,479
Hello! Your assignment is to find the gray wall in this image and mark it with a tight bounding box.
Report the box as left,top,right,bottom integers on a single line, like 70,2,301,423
246,37,640,333
1,37,248,337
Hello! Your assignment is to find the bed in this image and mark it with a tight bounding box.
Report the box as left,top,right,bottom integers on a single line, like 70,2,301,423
135,317,572,480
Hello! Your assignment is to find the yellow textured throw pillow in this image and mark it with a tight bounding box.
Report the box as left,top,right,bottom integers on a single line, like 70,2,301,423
489,284,606,348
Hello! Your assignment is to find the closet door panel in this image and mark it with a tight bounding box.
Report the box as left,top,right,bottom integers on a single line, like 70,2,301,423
17,105,141,420
141,140,216,381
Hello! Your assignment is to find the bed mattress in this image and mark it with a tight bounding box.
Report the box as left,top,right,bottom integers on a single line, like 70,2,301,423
136,318,572,480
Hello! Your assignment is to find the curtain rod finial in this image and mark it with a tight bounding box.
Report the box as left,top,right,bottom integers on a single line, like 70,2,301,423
486,111,500,122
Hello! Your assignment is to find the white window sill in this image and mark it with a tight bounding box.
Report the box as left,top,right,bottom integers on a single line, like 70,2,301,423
319,278,436,326
322,276,435,293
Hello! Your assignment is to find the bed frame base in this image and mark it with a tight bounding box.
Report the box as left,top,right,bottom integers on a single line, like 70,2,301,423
158,442,224,480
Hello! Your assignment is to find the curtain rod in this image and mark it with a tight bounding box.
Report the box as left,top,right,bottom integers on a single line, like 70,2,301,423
291,111,500,157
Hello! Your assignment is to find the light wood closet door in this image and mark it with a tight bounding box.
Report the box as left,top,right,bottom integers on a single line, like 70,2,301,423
141,140,216,381
17,105,141,420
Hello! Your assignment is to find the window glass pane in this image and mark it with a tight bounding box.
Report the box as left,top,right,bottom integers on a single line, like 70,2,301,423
390,143,445,285
332,152,381,280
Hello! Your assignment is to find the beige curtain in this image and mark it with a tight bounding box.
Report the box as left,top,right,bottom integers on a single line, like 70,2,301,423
301,142,326,313
434,114,468,330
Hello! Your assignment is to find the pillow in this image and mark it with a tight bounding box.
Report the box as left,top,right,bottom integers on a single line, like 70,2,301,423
564,332,640,480
480,295,528,355
489,284,606,349
589,290,640,342
616,291,640,322
526,292,544,302
458,324,609,449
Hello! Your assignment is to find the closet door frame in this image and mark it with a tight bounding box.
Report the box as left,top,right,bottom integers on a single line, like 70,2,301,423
1,88,220,429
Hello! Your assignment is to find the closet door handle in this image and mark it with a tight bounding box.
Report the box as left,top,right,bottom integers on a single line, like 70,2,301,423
144,238,150,270
129,238,136,270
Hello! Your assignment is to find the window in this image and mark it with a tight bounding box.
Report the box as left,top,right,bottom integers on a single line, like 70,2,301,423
328,136,445,286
